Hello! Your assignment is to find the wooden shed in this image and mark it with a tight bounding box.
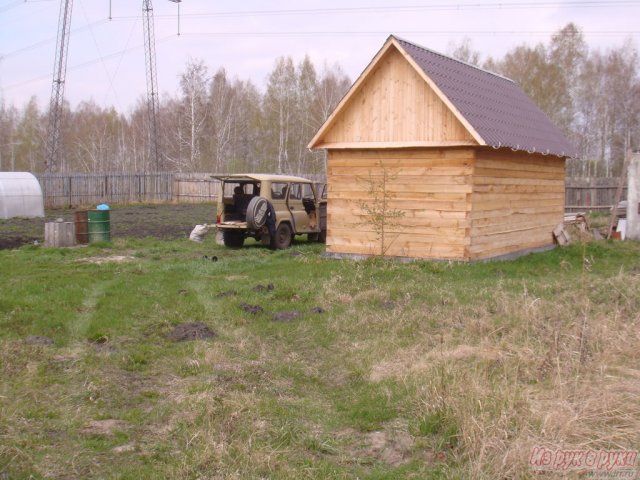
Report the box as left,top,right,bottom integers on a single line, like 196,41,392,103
309,35,576,261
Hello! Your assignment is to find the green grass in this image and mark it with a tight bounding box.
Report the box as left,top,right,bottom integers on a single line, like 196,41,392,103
1,236,639,479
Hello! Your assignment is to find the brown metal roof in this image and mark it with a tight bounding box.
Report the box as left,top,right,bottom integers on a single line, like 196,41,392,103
394,36,577,158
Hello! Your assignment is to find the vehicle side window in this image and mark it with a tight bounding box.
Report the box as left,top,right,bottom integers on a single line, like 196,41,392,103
271,182,288,200
301,183,315,201
289,183,303,201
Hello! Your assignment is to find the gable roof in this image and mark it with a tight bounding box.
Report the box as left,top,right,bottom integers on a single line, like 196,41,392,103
309,35,577,158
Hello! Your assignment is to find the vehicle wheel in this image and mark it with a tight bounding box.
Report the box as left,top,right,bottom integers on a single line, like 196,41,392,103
246,196,269,230
307,232,319,242
222,231,244,248
318,229,327,243
274,223,292,249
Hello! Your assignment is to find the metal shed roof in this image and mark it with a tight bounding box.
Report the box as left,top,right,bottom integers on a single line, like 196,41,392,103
395,37,577,158
309,35,576,158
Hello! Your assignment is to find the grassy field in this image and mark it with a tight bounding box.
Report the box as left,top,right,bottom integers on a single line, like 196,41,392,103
1,214,639,479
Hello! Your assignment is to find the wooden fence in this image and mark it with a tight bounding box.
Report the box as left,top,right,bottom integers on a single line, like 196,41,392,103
37,173,176,208
35,173,624,212
36,173,220,208
36,172,327,208
565,178,627,213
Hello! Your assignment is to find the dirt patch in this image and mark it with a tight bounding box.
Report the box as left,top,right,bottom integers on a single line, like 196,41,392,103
340,425,416,467
240,303,263,315
360,430,414,466
167,322,217,342
0,235,39,250
272,311,301,322
0,203,216,250
112,443,136,453
216,289,237,298
80,255,135,265
81,419,128,437
24,335,54,346
253,283,275,292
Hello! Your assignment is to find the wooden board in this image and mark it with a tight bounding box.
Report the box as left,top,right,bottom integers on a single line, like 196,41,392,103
469,150,565,259
319,48,476,146
326,148,473,260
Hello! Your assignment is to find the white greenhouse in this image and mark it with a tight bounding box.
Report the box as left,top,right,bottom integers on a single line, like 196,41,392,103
0,172,45,219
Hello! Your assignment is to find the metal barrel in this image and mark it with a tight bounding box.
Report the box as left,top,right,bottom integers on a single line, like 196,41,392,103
88,209,111,243
74,210,89,244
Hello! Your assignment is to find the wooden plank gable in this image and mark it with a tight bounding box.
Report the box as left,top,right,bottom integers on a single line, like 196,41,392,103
309,41,478,149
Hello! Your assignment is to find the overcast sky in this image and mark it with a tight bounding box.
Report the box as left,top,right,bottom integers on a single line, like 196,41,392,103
1,0,639,112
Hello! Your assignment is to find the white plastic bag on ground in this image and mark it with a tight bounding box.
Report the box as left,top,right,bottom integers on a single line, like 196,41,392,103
215,230,224,246
189,224,211,243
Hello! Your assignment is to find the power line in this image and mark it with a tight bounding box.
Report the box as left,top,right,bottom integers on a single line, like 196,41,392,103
78,0,121,108
3,35,174,92
0,0,55,14
4,1,638,62
107,0,640,21
1,20,108,61
177,30,640,38
4,23,639,94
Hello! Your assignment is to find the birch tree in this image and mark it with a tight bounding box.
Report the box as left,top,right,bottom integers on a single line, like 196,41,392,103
179,59,210,171
264,57,296,173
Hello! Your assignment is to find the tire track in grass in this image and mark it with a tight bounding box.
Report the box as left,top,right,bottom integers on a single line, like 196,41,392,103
69,280,113,341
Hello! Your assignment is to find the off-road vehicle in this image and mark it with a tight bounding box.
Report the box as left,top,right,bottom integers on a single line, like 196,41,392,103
213,174,326,249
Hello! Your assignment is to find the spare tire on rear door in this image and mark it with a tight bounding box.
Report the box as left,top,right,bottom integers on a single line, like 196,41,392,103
246,196,269,230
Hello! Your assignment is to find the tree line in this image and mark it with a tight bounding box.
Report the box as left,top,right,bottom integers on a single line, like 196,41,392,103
0,57,350,175
1,23,638,178
450,23,640,177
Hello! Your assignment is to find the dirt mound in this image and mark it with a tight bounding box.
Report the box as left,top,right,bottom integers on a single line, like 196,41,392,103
253,283,275,292
0,236,38,250
167,322,216,342
240,303,263,315
272,311,301,322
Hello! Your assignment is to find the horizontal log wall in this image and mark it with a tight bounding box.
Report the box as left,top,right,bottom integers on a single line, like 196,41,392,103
469,149,566,260
327,148,473,260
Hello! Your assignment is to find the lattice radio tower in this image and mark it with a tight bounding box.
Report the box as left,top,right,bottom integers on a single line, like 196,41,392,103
45,0,74,173
142,0,161,172
46,0,180,173
143,0,181,172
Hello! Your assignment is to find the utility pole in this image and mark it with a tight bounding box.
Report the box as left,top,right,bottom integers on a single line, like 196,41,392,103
627,149,640,241
45,0,74,173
